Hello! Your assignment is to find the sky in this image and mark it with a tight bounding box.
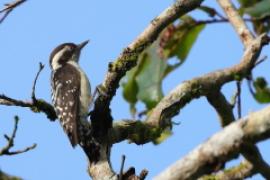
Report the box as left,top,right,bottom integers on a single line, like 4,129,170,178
0,0,269,179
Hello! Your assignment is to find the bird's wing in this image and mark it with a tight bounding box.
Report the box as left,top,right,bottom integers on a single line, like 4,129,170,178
51,64,81,147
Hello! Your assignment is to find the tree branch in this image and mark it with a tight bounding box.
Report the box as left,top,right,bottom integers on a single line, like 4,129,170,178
204,3,270,177
87,1,205,179
0,64,57,121
195,17,260,26
240,143,270,178
90,0,204,137
31,62,44,101
0,0,26,24
0,170,22,180
0,116,36,156
111,34,269,145
146,33,269,129
206,90,234,126
109,120,162,145
201,161,255,180
205,3,270,176
88,16,268,179
154,105,270,179
217,0,254,46
207,90,270,178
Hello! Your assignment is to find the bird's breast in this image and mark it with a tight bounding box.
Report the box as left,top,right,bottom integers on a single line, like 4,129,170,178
68,61,91,117
79,71,91,116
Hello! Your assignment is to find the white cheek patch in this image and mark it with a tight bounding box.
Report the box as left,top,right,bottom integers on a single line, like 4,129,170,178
51,46,69,70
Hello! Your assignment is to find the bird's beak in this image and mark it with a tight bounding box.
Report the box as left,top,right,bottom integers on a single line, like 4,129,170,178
77,40,89,50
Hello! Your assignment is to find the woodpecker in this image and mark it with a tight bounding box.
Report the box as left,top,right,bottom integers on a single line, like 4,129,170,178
49,40,91,147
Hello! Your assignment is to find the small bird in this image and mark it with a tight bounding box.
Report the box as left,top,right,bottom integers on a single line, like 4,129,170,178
49,40,91,147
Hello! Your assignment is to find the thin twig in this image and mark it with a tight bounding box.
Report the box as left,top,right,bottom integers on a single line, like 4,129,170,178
0,9,11,23
119,155,126,180
32,62,45,101
0,0,26,13
0,0,26,24
137,110,147,118
0,116,37,156
196,17,256,26
236,81,242,119
255,55,267,67
217,0,254,46
247,75,256,98
0,64,57,120
5,143,37,155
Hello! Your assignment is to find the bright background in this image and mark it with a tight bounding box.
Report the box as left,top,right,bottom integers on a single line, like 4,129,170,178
0,0,269,179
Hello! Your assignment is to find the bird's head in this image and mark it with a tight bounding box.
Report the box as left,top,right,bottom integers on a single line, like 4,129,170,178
49,40,89,70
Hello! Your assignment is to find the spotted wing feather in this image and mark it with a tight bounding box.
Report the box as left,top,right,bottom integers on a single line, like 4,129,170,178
51,64,81,147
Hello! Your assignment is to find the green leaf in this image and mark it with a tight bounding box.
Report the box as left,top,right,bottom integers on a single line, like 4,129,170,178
176,23,205,60
122,68,138,105
122,16,205,116
238,0,261,7
161,16,205,62
245,0,270,18
122,72,138,116
163,62,182,78
122,53,149,116
238,0,270,34
254,89,270,103
153,128,172,145
253,77,270,103
254,77,267,90
122,45,167,114
136,43,167,109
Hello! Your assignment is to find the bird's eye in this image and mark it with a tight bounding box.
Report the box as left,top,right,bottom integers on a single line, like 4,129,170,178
58,47,73,63
63,50,72,58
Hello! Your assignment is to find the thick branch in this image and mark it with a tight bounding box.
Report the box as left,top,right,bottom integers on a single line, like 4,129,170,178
217,0,254,46
154,105,270,180
201,161,255,180
207,90,270,178
240,143,270,178
205,3,270,175
90,0,204,136
113,34,269,145
88,1,205,179
207,90,234,126
146,33,269,128
109,120,162,145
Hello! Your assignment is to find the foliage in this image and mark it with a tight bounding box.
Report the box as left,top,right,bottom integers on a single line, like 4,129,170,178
122,16,205,117
253,77,270,103
238,0,270,34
